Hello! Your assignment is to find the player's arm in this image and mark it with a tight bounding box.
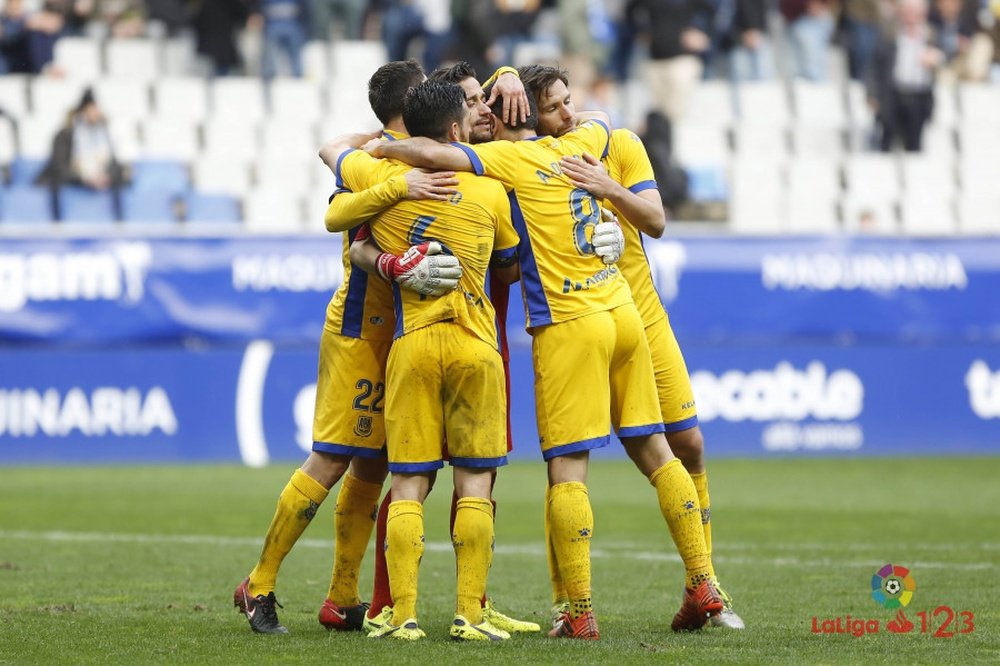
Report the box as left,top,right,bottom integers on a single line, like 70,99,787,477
364,136,476,172
559,153,666,238
324,168,460,233
489,189,521,285
574,110,612,127
318,132,379,173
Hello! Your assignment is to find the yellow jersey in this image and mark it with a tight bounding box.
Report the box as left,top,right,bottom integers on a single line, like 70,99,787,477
337,149,518,348
603,129,666,327
455,120,634,329
322,130,406,341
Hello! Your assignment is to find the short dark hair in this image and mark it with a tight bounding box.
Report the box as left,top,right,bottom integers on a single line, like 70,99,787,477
368,60,425,125
402,81,466,141
517,64,569,105
427,61,478,85
484,80,538,131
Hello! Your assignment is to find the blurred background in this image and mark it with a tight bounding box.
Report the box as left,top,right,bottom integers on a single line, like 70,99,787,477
0,0,998,465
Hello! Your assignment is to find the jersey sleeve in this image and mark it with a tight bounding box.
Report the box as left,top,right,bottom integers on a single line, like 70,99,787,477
324,176,409,232
451,140,519,188
610,129,658,194
559,119,612,161
335,149,395,192
481,65,518,89
491,186,519,266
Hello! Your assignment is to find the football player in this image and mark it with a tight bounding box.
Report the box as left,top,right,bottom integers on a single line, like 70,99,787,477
233,60,462,635
322,63,540,636
320,80,520,641
520,64,745,630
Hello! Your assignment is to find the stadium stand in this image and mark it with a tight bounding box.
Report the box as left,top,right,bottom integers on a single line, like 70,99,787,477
0,3,997,234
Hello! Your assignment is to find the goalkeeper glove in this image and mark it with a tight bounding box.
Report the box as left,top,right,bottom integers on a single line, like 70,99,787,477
592,209,625,265
375,241,462,296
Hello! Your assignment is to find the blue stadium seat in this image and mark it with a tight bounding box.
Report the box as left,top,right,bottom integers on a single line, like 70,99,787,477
58,186,117,223
0,186,53,222
185,192,241,223
123,188,179,223
8,157,47,186
130,160,190,196
686,165,730,202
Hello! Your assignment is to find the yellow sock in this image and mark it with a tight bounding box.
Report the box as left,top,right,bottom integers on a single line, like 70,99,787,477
650,459,711,589
327,473,383,606
386,500,424,622
248,468,328,596
689,471,715,578
548,482,593,618
452,497,494,624
544,485,568,605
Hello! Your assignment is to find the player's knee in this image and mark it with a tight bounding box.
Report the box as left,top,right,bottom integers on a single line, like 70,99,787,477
349,456,389,485
666,427,705,471
302,451,351,488
622,433,675,478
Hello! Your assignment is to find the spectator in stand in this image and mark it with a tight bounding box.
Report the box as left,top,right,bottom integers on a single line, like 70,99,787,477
36,88,125,221
609,0,639,81
93,0,147,37
0,0,27,74
493,0,540,67
842,0,886,81
382,0,451,71
867,0,943,152
450,0,499,79
194,0,253,76
627,0,715,124
990,0,1000,81
712,0,773,81
310,0,367,40
0,0,66,74
930,0,989,80
780,0,836,80
254,0,309,78
557,0,614,97
146,0,191,36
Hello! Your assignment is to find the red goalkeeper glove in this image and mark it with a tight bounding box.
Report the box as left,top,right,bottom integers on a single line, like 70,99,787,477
375,241,463,296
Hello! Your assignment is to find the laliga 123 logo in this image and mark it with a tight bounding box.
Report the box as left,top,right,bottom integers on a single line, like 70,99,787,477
871,563,916,609
811,563,975,638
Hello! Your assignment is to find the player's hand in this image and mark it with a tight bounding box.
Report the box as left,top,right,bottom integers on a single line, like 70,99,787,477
375,241,463,296
592,209,624,265
485,71,529,127
361,137,385,157
559,153,614,200
405,168,459,201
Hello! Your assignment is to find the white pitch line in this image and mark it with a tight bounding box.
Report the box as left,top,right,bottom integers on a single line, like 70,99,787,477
1,530,995,571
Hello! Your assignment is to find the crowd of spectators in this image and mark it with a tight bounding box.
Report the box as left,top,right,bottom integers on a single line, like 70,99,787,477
0,0,997,228
1,1,997,86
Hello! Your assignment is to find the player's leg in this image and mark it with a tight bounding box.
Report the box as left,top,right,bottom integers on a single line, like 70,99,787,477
371,327,445,640
534,312,616,640
319,454,386,631
649,314,745,628
235,449,347,634
306,334,389,630
451,467,506,640
443,332,511,641
609,304,721,631
364,488,393,629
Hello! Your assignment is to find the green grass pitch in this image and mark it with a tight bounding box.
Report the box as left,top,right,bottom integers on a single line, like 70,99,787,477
1,457,997,664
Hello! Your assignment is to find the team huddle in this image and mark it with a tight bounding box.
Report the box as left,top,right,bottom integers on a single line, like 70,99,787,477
233,58,745,642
